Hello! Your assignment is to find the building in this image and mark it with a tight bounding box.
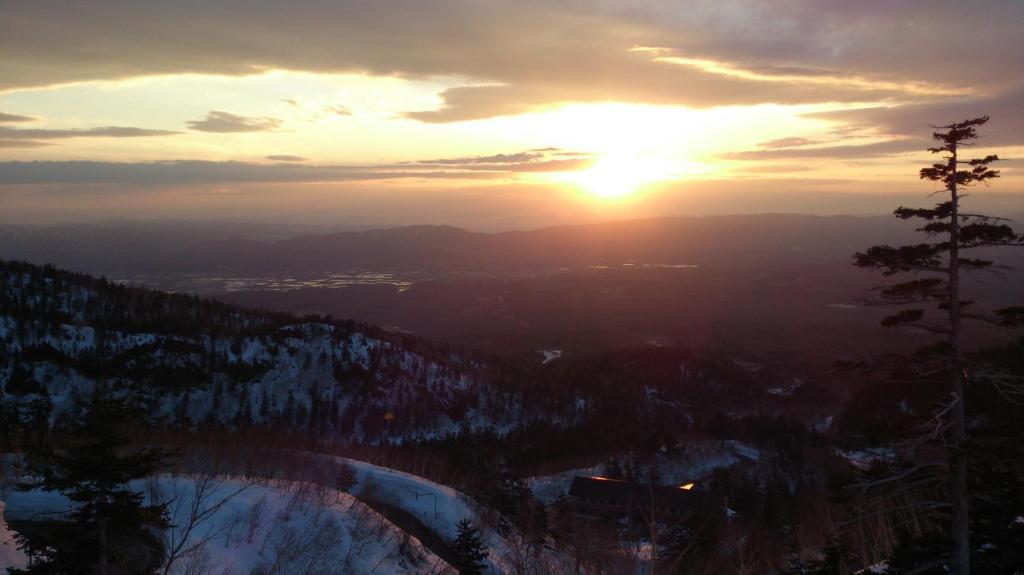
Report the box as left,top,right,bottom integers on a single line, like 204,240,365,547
568,476,711,519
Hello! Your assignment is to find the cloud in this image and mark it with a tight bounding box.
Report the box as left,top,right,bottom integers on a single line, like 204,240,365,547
0,125,180,147
417,152,545,165
0,160,500,186
4,1,1021,122
805,89,1024,148
756,137,824,149
728,90,1024,161
265,155,307,162
0,126,180,139
0,148,594,186
721,139,922,161
403,85,546,123
728,163,817,174
413,148,595,171
0,112,35,123
502,158,594,172
326,104,352,116
0,139,51,148
651,53,963,97
187,111,282,133
399,67,921,123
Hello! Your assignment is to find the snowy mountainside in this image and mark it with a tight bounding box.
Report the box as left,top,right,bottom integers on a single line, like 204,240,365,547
0,260,519,441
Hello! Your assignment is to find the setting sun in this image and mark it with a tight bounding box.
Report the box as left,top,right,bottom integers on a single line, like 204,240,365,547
571,152,684,199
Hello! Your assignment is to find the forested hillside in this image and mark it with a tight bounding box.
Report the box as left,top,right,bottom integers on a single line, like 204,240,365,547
0,259,821,460
0,259,528,442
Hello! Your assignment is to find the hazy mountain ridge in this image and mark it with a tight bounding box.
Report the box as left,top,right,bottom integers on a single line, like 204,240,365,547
0,215,927,276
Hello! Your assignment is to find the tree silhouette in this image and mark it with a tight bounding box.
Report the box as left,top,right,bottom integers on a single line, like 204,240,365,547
854,116,1023,574
13,392,169,575
451,518,488,574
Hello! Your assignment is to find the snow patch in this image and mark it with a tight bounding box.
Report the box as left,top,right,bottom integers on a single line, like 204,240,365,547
836,447,898,470
538,350,562,364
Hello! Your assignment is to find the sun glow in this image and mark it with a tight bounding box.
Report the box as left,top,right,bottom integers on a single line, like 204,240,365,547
571,151,687,199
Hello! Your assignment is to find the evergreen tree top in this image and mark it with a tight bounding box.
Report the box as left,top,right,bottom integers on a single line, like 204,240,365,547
452,518,489,574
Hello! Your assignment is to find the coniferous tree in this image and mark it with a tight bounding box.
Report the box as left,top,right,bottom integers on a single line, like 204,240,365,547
23,394,53,451
208,381,222,423
235,385,250,428
854,116,1023,574
13,392,169,575
259,387,271,421
451,518,488,575
282,391,296,427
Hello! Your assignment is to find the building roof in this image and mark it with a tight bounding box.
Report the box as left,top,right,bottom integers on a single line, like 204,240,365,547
568,476,706,514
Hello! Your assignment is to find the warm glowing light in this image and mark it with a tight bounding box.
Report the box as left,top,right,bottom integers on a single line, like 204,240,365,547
571,152,681,199
679,482,695,490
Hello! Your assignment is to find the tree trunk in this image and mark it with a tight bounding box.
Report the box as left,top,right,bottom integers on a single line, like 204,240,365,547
98,514,109,575
948,143,970,575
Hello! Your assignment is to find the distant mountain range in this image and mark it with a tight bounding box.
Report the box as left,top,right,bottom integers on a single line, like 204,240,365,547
4,215,1021,362
0,215,926,276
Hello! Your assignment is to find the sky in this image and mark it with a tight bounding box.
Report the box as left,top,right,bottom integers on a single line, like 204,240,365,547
1,0,1022,230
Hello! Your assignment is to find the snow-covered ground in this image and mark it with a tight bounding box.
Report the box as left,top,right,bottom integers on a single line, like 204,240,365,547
341,457,477,543
327,456,574,574
835,447,899,470
1,455,582,574
527,463,603,505
2,474,452,574
855,561,890,574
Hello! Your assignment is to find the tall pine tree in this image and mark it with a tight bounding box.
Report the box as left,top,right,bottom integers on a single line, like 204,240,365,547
854,116,1023,574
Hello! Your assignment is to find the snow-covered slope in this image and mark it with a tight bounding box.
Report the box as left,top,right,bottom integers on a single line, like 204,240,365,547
1,454,583,575
2,475,453,574
334,456,575,574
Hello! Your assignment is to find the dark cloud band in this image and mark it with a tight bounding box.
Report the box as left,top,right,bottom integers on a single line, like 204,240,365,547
4,1,1020,123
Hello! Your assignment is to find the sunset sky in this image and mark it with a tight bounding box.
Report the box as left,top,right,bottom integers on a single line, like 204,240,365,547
2,0,1023,229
